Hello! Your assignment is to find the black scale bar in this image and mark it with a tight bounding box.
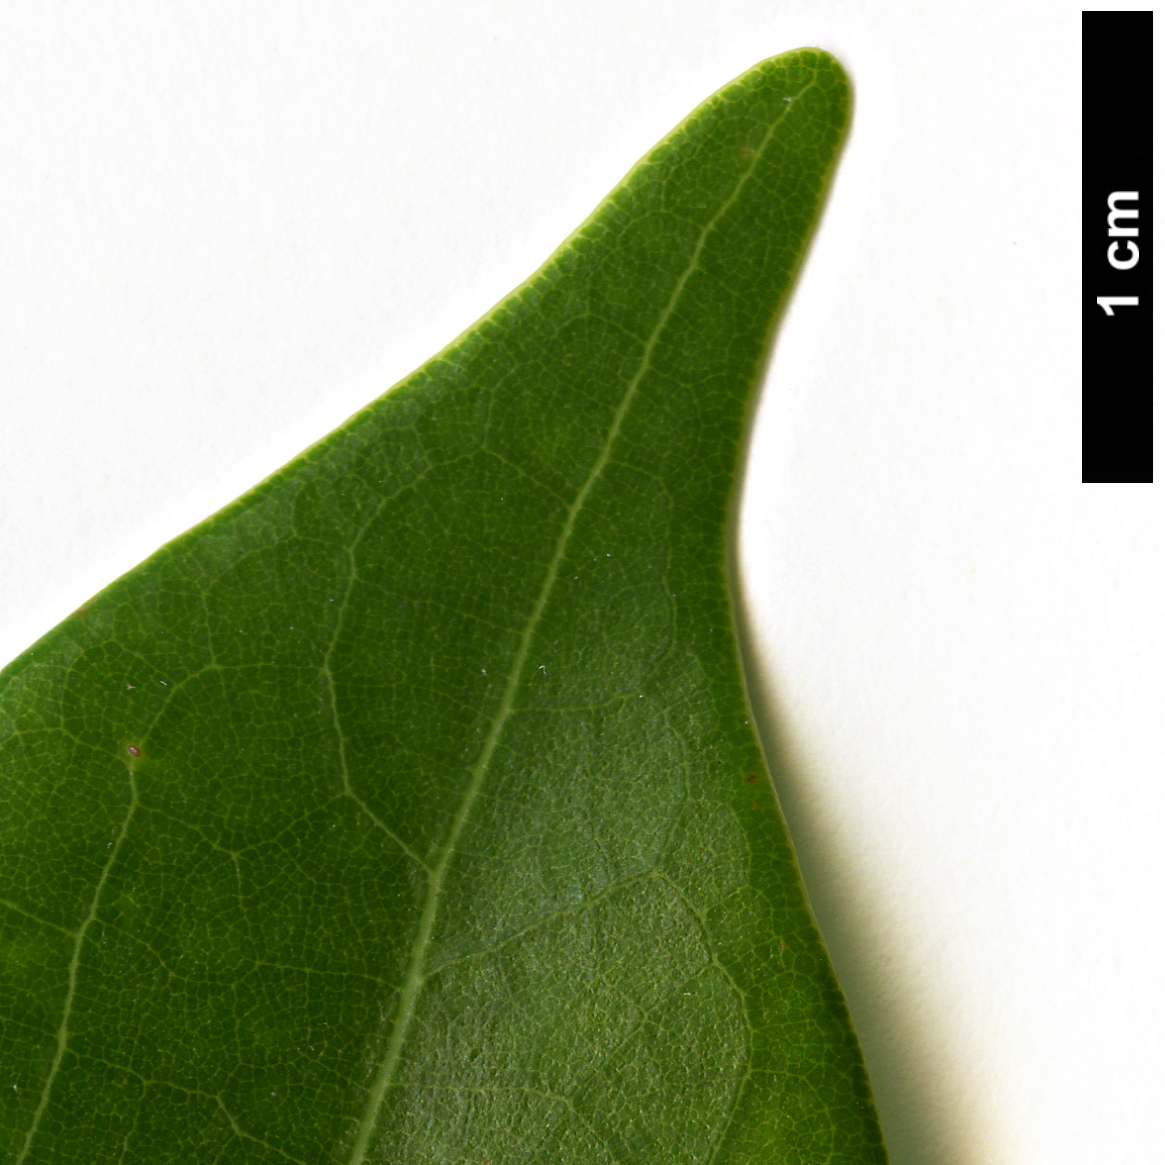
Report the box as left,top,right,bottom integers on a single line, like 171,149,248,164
1082,11,1153,482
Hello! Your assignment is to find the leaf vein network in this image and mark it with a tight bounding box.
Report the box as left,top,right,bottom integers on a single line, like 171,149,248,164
421,865,662,980
341,90,789,1164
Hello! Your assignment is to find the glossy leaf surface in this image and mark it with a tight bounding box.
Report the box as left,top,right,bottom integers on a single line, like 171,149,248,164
0,50,885,1163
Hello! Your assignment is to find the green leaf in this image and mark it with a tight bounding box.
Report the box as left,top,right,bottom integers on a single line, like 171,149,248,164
0,49,884,1163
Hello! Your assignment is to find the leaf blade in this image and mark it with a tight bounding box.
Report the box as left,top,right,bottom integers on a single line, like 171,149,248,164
1,49,885,1163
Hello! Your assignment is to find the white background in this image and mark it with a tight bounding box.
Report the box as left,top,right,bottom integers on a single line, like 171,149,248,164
1,4,1160,1163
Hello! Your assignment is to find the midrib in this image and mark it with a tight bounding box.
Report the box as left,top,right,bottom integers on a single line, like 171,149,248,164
343,99,788,1163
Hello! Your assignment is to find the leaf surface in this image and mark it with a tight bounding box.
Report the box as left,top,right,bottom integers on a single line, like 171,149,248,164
0,49,885,1164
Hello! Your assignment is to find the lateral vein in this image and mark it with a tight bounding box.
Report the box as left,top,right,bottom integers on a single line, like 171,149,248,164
324,544,432,872
15,774,140,1165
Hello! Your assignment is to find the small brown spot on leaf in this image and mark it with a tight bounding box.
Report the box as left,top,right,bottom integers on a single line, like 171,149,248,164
126,745,141,758
749,801,758,811
746,773,757,784
738,146,753,156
